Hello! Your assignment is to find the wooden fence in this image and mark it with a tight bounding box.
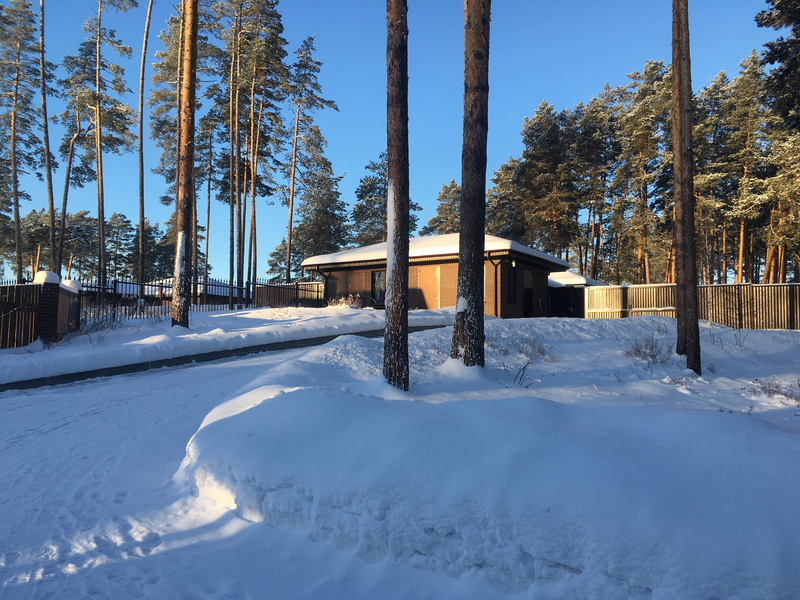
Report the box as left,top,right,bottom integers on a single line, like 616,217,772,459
586,283,800,330
0,283,81,349
1,284,41,348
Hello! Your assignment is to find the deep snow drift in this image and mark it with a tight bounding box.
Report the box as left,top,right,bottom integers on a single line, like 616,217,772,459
175,316,800,599
2,312,799,599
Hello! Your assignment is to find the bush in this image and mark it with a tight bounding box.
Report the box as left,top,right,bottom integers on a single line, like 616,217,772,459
623,334,673,365
327,294,363,308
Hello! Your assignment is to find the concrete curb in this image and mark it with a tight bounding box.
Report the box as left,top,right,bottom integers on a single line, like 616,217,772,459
0,325,447,393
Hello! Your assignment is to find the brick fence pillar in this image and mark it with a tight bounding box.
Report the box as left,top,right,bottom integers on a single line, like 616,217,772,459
38,282,60,344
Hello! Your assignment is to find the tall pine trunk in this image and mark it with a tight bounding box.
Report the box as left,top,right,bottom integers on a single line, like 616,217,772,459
11,41,23,283
383,0,410,391
286,102,302,283
39,0,56,273
57,113,81,274
172,0,198,328
204,134,212,303
672,0,700,374
227,11,238,308
95,0,106,286
138,0,154,291
451,0,490,367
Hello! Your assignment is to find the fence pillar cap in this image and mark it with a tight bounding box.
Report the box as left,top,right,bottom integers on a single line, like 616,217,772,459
60,280,82,293
33,271,60,284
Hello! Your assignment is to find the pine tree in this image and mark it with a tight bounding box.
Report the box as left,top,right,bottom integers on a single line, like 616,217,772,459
292,125,348,264
61,210,98,279
283,36,337,282
514,102,579,259
485,158,526,243
727,51,770,283
90,0,137,285
266,238,300,282
420,181,461,236
757,0,800,132
351,151,421,246
0,0,46,282
573,91,619,279
693,72,736,284
611,60,672,284
106,212,135,278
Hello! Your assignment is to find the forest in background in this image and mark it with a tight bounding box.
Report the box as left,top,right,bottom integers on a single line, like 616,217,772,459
1,0,799,286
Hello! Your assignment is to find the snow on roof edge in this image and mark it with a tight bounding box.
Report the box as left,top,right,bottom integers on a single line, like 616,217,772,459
301,233,569,270
548,271,606,287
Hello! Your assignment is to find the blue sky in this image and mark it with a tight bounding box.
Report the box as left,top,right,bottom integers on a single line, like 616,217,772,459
20,0,776,279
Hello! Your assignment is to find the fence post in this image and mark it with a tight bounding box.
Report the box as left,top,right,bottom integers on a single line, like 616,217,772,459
111,279,118,323
38,282,60,345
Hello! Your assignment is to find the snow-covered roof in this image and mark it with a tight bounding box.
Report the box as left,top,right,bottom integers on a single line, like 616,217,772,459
301,233,569,271
548,271,606,288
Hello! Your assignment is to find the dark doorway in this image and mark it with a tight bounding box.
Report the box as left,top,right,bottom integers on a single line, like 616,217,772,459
371,270,386,306
522,269,534,317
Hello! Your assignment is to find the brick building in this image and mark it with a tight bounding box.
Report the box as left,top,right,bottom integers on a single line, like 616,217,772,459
300,233,569,318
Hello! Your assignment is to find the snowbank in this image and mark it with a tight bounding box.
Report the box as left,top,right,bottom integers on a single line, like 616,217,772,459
176,317,800,599
0,306,455,385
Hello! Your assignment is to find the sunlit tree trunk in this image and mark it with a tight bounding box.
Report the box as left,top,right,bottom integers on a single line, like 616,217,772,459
11,41,23,282
672,0,700,373
94,0,107,285
138,0,154,292
39,0,56,272
451,0,490,367
172,0,198,328
384,0,411,390
58,113,81,274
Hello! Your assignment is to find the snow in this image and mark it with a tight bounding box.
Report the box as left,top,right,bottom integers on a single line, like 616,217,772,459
59,279,81,293
548,271,606,287
2,312,799,599
0,306,454,385
32,271,60,284
301,233,570,271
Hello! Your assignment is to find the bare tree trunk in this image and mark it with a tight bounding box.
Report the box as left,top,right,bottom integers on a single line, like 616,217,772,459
58,113,81,274
204,134,212,303
227,11,238,309
172,0,198,328
383,0,411,390
39,0,56,273
286,103,302,283
736,219,746,283
250,87,265,285
95,0,107,287
138,0,154,293
672,0,700,373
11,41,23,283
722,219,728,284
451,0,490,367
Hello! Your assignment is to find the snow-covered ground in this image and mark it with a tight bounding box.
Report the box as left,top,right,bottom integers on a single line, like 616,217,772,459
0,305,453,385
1,311,799,599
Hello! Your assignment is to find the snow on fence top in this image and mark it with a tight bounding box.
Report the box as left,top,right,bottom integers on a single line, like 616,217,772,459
301,233,570,270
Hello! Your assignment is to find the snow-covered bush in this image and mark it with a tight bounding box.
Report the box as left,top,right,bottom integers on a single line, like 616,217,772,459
622,333,673,364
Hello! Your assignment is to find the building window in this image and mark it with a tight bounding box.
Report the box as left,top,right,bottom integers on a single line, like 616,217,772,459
507,261,517,303
371,270,386,305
